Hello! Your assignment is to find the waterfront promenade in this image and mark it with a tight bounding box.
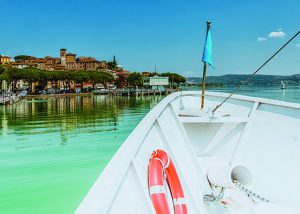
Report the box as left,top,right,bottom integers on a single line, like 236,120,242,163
22,88,177,99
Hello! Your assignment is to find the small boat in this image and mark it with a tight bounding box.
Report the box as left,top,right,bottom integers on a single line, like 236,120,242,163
76,91,300,214
281,80,286,89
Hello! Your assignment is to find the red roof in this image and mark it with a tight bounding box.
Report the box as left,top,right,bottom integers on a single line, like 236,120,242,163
117,71,129,76
0,55,11,59
35,59,47,63
12,62,29,65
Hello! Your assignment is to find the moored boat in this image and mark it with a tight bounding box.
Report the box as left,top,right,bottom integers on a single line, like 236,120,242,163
76,91,300,214
281,80,286,90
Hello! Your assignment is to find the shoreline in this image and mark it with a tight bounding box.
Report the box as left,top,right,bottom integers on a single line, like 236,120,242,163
24,93,94,99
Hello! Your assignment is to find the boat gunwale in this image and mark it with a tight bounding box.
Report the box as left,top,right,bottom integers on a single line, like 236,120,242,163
76,92,182,213
76,91,300,213
190,91,300,110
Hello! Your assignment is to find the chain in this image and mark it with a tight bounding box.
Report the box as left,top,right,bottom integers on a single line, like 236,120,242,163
233,180,270,203
204,181,270,204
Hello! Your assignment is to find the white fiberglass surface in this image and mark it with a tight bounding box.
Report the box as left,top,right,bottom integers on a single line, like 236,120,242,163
235,106,300,211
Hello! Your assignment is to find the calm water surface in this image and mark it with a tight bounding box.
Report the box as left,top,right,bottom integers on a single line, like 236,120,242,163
0,87,300,214
208,85,300,103
0,95,164,214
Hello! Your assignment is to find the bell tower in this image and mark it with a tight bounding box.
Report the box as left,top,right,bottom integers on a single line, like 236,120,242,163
60,48,66,66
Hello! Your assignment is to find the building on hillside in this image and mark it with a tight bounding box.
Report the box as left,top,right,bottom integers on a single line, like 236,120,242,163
0,55,12,65
106,69,117,79
14,55,37,63
76,57,98,70
65,52,76,70
99,61,108,69
35,59,48,70
44,56,60,70
10,49,112,72
66,52,76,62
45,56,60,65
11,62,30,69
117,70,129,88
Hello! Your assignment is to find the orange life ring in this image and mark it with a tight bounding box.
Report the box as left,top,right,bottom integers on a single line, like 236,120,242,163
148,149,188,214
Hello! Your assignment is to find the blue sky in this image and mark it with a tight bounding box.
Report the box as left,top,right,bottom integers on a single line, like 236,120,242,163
0,0,299,76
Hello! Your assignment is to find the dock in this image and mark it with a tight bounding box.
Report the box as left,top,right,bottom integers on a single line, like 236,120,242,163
0,94,22,105
92,89,177,96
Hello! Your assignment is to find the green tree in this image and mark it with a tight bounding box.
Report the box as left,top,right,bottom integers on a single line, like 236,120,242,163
14,55,37,61
88,71,114,88
73,71,89,90
37,70,50,91
114,78,120,88
22,68,40,93
3,68,23,92
127,72,143,87
160,72,186,87
106,56,118,70
101,72,114,85
0,65,5,75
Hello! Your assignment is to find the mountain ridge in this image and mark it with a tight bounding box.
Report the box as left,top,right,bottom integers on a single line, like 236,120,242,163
187,74,300,86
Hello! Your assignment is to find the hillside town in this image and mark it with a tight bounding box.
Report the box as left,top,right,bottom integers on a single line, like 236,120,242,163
0,49,186,104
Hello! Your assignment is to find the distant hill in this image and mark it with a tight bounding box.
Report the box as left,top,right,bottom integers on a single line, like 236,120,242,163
187,74,300,86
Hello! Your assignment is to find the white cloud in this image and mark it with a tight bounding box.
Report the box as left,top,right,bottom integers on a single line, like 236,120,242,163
296,43,300,47
268,30,286,38
257,37,267,42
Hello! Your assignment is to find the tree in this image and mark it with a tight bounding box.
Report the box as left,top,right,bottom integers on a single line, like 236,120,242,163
88,71,114,88
114,78,120,88
100,72,114,85
106,56,118,70
127,72,143,87
37,70,50,91
22,68,40,93
48,70,60,89
3,68,23,92
160,72,186,87
73,71,89,90
14,55,37,61
0,65,5,75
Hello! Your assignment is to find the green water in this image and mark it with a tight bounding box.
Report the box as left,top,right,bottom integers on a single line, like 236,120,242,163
1,87,300,214
0,95,164,214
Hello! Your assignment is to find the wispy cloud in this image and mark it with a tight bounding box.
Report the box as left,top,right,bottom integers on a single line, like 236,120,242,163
257,37,267,42
268,30,286,38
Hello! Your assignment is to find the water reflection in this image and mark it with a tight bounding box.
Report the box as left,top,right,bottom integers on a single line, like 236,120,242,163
0,95,165,214
0,95,164,143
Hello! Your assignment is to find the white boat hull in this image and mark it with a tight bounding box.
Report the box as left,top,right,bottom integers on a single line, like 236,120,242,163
76,91,300,213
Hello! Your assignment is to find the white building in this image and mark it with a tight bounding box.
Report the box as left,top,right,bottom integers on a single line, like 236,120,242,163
143,76,169,86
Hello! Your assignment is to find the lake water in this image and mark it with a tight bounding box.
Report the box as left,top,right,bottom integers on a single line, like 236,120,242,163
0,95,164,214
0,87,300,214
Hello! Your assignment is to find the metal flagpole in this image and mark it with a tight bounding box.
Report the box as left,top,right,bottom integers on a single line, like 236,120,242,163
201,21,211,110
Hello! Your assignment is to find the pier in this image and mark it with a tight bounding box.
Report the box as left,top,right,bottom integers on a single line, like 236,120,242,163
92,88,177,96
0,94,22,105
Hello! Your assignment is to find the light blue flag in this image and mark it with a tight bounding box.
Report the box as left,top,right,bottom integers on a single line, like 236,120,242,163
202,29,213,66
